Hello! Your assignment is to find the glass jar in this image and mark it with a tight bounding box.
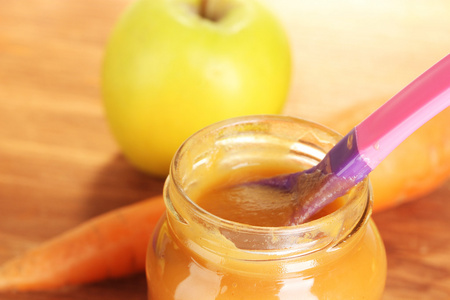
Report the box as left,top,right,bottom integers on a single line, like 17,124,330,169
146,115,387,300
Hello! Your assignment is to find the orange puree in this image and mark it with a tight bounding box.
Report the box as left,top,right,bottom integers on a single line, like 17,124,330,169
193,163,345,227
146,115,387,299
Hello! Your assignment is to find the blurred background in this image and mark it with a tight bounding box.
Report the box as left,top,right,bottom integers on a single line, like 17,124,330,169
0,0,449,299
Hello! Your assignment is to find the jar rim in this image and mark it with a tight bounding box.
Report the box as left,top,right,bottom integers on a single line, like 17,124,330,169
168,115,372,256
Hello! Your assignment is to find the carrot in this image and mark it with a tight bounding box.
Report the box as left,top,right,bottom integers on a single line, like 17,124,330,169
325,100,450,212
0,194,165,291
1,105,447,291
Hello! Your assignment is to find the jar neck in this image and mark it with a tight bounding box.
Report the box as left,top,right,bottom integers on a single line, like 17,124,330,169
164,115,373,261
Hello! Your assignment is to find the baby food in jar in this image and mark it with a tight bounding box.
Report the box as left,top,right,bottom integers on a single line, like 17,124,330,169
146,115,387,300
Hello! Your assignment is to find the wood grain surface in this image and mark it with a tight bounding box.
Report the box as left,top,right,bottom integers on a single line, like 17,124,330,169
0,0,449,299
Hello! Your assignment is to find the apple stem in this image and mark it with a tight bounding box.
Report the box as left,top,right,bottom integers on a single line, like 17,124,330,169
199,0,209,19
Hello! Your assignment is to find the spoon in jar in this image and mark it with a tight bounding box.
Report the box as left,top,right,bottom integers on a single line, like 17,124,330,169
256,54,450,225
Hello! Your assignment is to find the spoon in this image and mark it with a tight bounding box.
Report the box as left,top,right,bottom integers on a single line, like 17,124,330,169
258,54,450,225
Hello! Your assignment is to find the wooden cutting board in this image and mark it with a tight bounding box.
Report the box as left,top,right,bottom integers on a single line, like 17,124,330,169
0,0,449,299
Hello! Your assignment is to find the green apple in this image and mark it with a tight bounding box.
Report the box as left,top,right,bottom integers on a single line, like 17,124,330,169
101,0,291,177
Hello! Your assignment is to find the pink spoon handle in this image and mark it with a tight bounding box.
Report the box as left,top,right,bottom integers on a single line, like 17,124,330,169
355,54,450,170
329,54,450,181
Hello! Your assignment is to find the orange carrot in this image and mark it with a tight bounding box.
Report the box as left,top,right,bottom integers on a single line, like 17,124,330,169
0,195,165,291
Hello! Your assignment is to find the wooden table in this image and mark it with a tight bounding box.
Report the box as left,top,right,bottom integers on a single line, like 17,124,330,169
0,0,449,299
